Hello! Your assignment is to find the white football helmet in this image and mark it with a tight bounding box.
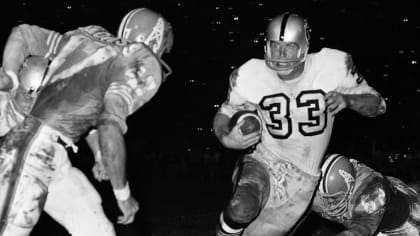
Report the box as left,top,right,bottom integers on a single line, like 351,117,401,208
318,154,356,217
264,12,309,72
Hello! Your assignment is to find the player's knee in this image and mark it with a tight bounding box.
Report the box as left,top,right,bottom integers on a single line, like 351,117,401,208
225,190,261,225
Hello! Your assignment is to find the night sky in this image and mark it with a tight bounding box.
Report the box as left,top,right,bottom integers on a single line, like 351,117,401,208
1,0,419,154
1,0,420,235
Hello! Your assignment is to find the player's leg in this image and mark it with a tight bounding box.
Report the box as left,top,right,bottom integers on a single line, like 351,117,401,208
0,122,61,236
216,156,270,236
243,159,320,236
0,173,48,236
44,166,116,236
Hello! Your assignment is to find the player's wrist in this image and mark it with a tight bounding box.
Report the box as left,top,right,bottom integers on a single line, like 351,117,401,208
113,182,131,201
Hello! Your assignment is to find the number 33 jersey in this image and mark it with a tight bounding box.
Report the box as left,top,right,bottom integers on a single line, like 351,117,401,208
220,48,386,174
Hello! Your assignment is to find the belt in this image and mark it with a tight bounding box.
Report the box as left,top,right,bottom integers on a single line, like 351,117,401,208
56,136,78,153
57,136,71,150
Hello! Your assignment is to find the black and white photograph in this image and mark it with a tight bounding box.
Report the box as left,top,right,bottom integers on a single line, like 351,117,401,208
0,0,419,235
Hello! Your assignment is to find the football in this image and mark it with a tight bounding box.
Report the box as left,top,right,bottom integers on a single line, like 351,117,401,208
229,110,262,135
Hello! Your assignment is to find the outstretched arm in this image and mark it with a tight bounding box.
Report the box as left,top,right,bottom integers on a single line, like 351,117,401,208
98,120,139,225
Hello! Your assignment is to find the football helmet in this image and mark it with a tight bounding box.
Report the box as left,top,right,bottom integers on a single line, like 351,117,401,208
318,154,356,217
118,8,173,58
264,12,309,72
18,55,49,96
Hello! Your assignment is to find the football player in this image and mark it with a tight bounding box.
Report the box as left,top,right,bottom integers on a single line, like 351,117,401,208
213,12,386,236
313,153,420,236
0,8,173,236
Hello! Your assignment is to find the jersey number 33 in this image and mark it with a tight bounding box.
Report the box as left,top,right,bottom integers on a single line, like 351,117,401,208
259,90,327,139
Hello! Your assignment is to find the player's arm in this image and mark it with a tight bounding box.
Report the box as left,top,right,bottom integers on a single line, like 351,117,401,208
350,94,385,117
97,119,126,188
339,176,387,236
1,24,61,91
325,52,386,117
338,208,383,236
98,43,164,224
213,69,260,150
325,91,385,117
85,129,109,181
98,96,139,225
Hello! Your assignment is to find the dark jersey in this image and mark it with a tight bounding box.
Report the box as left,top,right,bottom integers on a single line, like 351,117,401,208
313,159,420,236
11,25,163,141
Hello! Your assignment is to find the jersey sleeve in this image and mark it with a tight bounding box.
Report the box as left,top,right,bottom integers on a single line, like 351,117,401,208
322,48,386,111
334,52,377,94
219,68,258,117
99,43,163,134
2,24,62,89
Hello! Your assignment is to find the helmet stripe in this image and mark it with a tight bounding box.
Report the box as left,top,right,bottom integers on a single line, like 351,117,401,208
279,12,291,41
321,154,342,193
118,8,145,39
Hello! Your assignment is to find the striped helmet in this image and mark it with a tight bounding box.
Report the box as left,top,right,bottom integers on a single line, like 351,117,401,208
118,8,174,58
264,12,309,72
320,154,356,195
318,154,356,217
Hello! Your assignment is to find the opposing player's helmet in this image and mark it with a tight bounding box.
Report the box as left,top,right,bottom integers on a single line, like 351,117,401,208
318,154,356,216
118,8,174,58
264,12,309,72
18,55,49,96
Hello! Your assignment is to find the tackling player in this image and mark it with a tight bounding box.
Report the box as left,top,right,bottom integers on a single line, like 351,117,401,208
0,8,173,236
213,12,386,236
313,153,420,236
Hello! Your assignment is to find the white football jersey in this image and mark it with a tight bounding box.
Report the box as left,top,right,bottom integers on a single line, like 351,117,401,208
220,48,385,174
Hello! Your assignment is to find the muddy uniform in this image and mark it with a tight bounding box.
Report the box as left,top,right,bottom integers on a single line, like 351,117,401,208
218,48,386,236
0,24,162,236
313,159,420,236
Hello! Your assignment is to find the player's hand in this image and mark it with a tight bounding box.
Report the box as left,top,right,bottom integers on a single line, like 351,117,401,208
92,161,109,182
222,120,261,150
116,196,139,225
325,91,348,116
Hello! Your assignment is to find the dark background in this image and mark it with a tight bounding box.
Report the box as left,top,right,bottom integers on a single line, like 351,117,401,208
1,0,420,235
